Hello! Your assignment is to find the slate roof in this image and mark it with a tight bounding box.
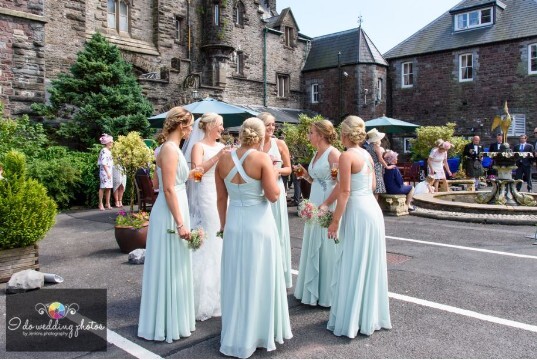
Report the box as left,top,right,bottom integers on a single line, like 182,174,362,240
384,0,537,60
302,27,388,72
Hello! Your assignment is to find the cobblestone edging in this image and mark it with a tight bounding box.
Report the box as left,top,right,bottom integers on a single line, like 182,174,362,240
411,207,537,225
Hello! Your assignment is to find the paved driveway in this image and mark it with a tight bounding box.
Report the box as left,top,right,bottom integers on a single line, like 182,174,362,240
1,207,536,358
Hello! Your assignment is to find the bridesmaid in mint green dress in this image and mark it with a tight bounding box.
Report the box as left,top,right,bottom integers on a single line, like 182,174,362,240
326,115,392,337
216,118,292,358
259,112,293,288
294,120,341,307
138,107,196,343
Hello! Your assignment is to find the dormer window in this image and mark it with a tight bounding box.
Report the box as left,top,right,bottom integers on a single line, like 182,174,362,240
454,7,493,31
284,26,294,47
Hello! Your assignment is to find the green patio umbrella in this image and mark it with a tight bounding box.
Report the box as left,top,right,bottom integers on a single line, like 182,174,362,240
148,97,259,128
364,116,419,134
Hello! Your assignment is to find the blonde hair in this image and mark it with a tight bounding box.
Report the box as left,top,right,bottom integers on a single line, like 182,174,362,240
199,112,223,131
258,112,276,124
239,117,265,146
162,106,193,140
435,139,444,147
340,115,366,145
311,120,338,144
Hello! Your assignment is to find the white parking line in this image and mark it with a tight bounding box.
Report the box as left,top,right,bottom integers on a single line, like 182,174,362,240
291,268,537,333
389,292,537,333
107,329,162,359
386,235,537,259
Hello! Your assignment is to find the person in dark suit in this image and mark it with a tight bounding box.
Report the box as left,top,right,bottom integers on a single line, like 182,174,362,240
515,134,534,192
488,132,505,177
463,135,484,189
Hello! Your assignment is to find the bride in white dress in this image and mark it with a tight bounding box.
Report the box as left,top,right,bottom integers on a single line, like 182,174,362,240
182,112,230,321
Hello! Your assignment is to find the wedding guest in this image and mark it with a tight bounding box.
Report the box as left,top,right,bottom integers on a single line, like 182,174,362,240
515,134,534,192
326,115,392,338
112,165,126,207
97,134,114,211
428,139,452,192
216,117,292,358
462,135,484,189
414,174,436,196
365,128,393,200
294,119,341,307
182,112,230,321
259,112,293,288
138,106,196,343
488,132,505,177
383,150,415,211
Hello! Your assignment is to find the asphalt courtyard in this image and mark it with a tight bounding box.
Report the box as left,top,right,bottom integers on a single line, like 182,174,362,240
1,202,537,358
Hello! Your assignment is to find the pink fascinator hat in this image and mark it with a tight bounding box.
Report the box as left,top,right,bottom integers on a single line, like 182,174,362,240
99,134,113,145
441,141,452,150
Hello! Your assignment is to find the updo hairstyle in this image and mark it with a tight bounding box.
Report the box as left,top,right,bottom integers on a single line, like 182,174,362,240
340,115,366,145
435,139,444,147
311,120,338,144
162,106,193,141
239,117,265,146
258,112,276,125
199,112,223,132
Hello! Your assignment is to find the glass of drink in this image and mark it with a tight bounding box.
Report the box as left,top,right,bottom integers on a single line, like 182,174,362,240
193,167,204,182
294,164,304,178
331,163,339,180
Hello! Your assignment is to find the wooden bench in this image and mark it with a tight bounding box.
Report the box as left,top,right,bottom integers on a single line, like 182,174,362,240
378,194,409,216
438,179,476,192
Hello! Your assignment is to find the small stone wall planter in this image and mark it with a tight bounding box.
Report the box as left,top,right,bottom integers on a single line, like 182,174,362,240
0,244,40,283
114,224,148,254
378,194,409,216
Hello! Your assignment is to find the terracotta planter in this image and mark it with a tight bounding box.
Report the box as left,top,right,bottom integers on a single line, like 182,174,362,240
0,244,39,283
114,224,148,254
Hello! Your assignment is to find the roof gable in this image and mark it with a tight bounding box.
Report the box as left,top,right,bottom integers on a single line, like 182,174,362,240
268,7,300,32
384,0,537,60
303,27,388,72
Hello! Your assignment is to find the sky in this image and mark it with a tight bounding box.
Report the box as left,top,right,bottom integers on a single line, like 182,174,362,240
276,0,463,54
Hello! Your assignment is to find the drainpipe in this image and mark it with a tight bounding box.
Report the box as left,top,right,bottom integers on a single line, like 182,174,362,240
187,0,191,60
263,26,267,107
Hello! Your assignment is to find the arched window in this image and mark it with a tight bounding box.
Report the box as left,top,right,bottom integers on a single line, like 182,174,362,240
233,1,245,26
107,0,129,33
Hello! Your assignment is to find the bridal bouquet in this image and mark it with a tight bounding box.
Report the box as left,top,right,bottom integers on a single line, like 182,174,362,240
316,208,334,228
167,226,206,250
298,199,317,222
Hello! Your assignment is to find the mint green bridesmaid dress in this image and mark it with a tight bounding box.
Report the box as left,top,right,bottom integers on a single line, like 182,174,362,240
138,142,195,343
327,148,392,337
294,146,338,307
220,149,292,358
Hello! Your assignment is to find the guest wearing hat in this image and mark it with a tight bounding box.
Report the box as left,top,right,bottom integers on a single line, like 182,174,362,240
365,128,394,200
97,134,114,211
427,140,452,192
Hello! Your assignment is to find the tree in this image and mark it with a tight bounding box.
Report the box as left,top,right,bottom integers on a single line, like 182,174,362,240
33,33,152,149
409,122,466,161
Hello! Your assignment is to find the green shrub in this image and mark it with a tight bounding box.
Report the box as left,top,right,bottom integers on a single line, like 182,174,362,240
410,123,466,161
0,151,57,250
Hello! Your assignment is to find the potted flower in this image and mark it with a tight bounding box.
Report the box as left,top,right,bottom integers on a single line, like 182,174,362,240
111,132,154,253
0,151,57,282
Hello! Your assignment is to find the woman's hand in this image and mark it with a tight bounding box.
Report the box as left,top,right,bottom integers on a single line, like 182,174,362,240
319,203,328,212
327,221,338,240
178,225,190,240
386,164,396,170
107,172,112,179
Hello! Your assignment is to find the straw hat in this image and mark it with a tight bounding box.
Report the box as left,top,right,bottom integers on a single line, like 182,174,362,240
366,128,385,143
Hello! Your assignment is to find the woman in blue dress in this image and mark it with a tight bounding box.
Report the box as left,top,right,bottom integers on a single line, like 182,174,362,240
294,120,341,307
326,115,392,337
259,112,293,288
138,106,196,343
215,117,292,358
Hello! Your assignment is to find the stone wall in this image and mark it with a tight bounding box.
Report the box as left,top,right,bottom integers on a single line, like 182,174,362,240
388,39,537,140
0,1,46,116
303,64,387,122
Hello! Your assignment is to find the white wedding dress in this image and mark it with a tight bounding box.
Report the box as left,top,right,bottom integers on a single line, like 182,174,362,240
187,142,224,321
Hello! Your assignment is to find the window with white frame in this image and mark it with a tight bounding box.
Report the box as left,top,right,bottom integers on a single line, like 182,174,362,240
174,16,182,43
402,62,413,87
236,51,244,75
529,44,537,75
277,74,289,98
403,138,413,154
214,4,220,26
107,0,129,33
311,83,319,103
459,54,473,82
454,7,492,31
507,114,526,137
377,78,383,101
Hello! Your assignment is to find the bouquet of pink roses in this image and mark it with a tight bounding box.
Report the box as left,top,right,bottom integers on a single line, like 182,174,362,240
298,199,317,222
167,226,206,250
316,207,333,228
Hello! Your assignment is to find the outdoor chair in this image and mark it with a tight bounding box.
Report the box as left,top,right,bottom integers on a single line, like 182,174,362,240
135,170,158,211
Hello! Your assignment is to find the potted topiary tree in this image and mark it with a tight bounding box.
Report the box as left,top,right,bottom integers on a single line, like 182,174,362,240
0,150,57,282
111,131,154,253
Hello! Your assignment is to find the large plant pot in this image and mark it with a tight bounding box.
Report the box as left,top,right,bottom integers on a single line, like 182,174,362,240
0,244,39,283
114,225,148,254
